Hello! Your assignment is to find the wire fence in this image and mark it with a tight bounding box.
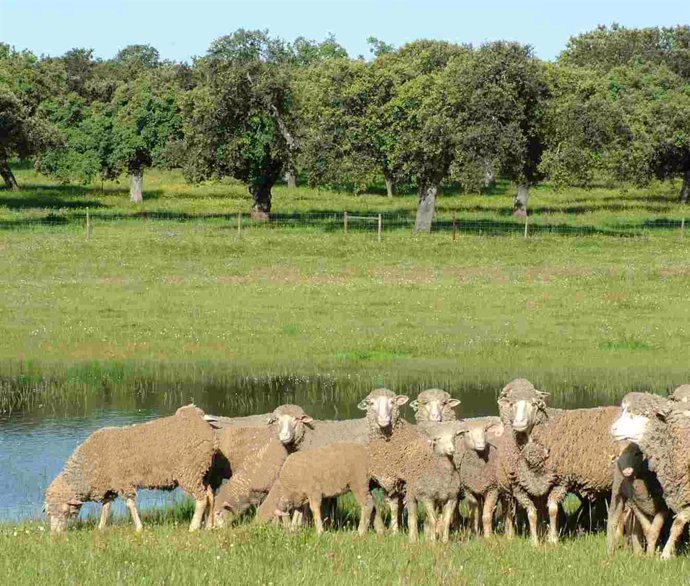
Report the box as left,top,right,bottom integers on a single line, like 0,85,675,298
1,209,690,239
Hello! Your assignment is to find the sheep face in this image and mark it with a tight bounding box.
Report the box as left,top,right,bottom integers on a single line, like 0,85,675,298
459,421,503,453
428,429,460,456
267,405,313,446
410,390,460,422
617,443,644,479
358,389,409,428
498,379,548,435
611,405,650,443
44,474,82,534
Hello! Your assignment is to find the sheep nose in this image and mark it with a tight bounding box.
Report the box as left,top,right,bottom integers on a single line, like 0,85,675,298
430,412,442,422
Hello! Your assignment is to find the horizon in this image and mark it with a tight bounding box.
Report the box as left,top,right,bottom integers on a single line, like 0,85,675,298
1,0,688,63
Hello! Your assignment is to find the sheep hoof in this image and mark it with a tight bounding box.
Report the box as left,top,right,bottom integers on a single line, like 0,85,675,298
660,551,674,561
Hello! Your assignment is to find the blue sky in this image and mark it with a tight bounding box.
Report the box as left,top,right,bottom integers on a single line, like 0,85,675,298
1,0,688,62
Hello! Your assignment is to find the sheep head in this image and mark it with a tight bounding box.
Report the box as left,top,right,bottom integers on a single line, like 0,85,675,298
44,473,82,534
669,384,690,403
498,379,548,435
457,419,504,453
266,404,313,446
610,392,668,443
616,442,645,479
358,388,408,429
410,389,460,423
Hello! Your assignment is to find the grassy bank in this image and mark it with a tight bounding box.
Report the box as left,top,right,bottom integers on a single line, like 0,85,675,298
2,519,688,585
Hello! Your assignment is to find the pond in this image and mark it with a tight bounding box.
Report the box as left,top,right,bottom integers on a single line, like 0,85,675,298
0,373,628,523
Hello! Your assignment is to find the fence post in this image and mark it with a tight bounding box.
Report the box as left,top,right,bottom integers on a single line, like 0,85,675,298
523,215,529,239
344,211,348,235
681,216,685,239
452,212,457,241
85,209,92,241
237,212,242,237
377,214,382,242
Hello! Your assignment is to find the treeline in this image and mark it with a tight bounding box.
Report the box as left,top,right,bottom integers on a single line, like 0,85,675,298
1,25,689,230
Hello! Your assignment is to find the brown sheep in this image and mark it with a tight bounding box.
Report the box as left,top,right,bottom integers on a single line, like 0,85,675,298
44,405,217,533
256,443,374,536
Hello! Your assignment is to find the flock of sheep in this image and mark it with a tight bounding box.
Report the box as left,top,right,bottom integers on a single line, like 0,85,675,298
44,381,690,559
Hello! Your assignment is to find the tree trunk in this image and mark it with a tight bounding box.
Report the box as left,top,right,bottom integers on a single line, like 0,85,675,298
385,175,394,198
513,183,529,217
285,169,297,189
0,160,19,191
129,169,144,203
415,183,438,232
250,183,272,220
483,163,496,190
680,169,690,204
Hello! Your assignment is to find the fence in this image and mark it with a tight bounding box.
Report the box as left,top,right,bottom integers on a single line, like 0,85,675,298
1,209,689,239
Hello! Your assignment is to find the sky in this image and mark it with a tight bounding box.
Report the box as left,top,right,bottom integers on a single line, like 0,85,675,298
1,0,688,62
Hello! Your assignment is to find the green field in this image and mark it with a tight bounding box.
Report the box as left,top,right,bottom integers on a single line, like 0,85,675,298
2,517,689,586
3,165,690,583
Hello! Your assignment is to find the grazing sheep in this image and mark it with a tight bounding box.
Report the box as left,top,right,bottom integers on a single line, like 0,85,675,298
44,405,217,534
410,389,460,423
210,405,313,527
611,392,690,559
451,416,513,537
498,378,620,545
256,443,374,536
607,442,668,555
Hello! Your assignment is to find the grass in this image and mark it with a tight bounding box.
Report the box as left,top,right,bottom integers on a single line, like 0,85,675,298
2,516,689,585
2,164,690,412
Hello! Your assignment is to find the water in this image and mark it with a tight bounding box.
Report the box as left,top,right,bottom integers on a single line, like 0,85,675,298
0,374,627,524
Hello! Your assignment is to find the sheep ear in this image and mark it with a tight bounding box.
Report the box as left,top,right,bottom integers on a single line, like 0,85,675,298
655,407,669,422
446,399,461,408
357,400,369,411
537,391,550,400
487,422,504,437
222,501,231,510
299,415,314,424
409,400,420,412
266,416,277,425
497,397,510,408
394,395,409,406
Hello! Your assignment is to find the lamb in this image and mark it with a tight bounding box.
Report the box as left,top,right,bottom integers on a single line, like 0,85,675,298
256,443,374,536
611,391,690,559
410,389,460,423
606,441,667,555
211,404,313,527
451,416,514,537
367,420,461,543
44,404,217,534
498,378,620,545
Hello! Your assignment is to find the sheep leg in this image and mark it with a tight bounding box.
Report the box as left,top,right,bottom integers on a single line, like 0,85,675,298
358,494,374,537
440,498,456,544
290,509,303,531
547,486,567,544
98,500,112,531
606,493,626,554
660,510,690,560
466,493,480,534
189,497,207,532
407,498,419,543
126,497,144,533
387,496,401,534
630,516,645,555
422,499,438,543
373,505,385,534
280,513,291,530
482,490,498,537
503,497,516,539
204,486,215,530
309,497,324,535
646,510,667,555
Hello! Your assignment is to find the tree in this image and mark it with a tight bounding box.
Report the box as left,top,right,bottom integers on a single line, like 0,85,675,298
182,30,296,217
0,44,60,189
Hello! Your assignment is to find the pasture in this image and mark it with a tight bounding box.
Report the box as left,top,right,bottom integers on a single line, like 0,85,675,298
2,165,690,584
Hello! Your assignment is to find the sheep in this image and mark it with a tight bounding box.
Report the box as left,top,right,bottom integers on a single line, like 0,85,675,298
606,441,668,555
256,443,374,536
450,416,514,537
44,404,217,534
210,404,313,527
498,378,620,545
410,389,460,423
367,421,461,543
611,391,690,559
